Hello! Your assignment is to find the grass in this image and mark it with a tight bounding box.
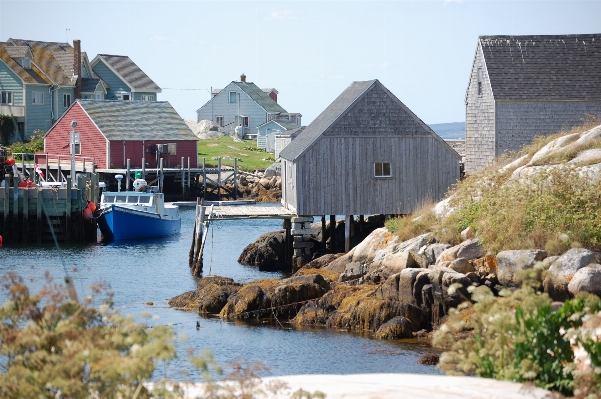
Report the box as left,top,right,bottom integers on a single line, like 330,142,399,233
197,136,275,172
386,118,601,254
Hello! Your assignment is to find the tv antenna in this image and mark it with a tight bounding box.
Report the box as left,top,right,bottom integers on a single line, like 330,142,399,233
66,28,70,43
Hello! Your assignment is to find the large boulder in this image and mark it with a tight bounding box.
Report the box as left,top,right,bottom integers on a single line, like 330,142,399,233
375,316,418,339
339,262,370,283
168,276,241,314
567,264,601,298
238,230,287,271
544,248,601,301
437,239,486,264
496,249,547,287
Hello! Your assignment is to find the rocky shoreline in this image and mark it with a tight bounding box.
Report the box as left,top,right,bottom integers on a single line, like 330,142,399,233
170,225,601,341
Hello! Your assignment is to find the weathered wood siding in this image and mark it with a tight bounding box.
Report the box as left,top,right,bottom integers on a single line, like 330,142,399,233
465,42,496,175
197,82,268,135
283,82,460,216
495,101,601,155
293,136,458,215
44,102,108,168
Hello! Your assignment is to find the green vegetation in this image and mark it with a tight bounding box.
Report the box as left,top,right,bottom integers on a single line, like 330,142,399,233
0,272,325,398
0,115,15,145
385,121,601,254
6,130,45,160
433,268,601,397
198,137,275,172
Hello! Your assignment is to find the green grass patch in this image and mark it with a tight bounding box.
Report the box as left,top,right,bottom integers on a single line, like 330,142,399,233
197,137,275,172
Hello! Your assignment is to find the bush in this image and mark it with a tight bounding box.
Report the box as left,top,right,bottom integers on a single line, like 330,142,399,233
7,129,45,160
433,267,601,396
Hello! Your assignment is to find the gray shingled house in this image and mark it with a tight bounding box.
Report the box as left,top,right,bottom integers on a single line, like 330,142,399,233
279,79,461,217
465,34,601,174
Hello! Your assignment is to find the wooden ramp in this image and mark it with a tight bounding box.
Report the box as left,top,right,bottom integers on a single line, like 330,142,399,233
206,205,296,220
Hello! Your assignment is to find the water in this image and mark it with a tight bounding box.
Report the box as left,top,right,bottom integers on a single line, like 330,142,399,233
0,206,440,378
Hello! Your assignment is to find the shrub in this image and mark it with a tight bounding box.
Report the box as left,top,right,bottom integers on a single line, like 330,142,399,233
434,268,601,396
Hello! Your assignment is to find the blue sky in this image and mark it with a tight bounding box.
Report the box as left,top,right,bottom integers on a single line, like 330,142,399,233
1,0,600,125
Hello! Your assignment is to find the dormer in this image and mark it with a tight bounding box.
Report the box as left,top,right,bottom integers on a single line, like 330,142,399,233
5,46,34,69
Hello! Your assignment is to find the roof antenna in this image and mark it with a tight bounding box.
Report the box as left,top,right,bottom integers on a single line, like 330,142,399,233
66,28,70,44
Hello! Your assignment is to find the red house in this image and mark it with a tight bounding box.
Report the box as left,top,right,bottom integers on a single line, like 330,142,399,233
43,100,198,169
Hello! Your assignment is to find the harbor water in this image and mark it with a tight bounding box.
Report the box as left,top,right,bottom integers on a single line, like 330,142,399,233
0,205,440,378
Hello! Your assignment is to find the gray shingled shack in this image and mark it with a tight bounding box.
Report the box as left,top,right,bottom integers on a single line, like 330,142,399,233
279,79,461,218
465,34,601,174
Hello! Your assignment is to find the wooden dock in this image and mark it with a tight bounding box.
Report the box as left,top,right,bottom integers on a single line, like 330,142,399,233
189,201,297,276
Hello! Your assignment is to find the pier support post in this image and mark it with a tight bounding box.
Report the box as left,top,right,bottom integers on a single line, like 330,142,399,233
345,215,351,253
202,157,207,200
291,215,314,270
142,157,146,181
284,218,291,267
181,156,185,200
159,158,164,193
126,159,131,191
329,215,336,250
35,187,42,244
217,157,222,201
234,158,238,200
321,216,326,250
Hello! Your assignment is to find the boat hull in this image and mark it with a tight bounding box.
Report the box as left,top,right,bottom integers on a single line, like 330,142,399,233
98,205,181,241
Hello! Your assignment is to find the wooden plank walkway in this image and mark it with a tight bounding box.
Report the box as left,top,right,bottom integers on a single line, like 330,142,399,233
206,205,296,220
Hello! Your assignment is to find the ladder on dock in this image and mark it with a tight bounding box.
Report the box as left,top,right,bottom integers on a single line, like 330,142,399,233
189,200,296,276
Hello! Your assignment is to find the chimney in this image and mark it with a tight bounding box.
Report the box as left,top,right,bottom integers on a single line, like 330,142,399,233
240,73,246,83
73,39,82,99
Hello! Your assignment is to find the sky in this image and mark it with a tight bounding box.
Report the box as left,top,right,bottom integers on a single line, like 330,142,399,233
1,0,600,125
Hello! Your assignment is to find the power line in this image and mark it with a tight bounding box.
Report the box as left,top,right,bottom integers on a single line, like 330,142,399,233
162,88,210,91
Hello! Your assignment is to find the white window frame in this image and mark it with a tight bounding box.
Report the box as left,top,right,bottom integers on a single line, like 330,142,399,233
93,93,103,100
374,162,391,178
243,116,249,127
32,91,44,105
1,91,13,105
121,92,131,101
63,93,71,108
216,116,224,127
229,91,237,103
22,58,31,69
70,131,81,155
477,68,483,96
141,94,155,101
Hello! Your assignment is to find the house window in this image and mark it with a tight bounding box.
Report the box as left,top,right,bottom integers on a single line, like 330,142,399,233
229,91,237,103
22,58,31,69
32,91,44,104
216,116,224,127
121,93,131,100
477,68,483,95
243,116,249,127
93,93,103,100
1,91,12,105
374,162,391,178
63,94,71,108
141,95,155,101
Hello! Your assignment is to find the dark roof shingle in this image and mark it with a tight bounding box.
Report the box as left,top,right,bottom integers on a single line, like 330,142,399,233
77,100,195,141
480,34,601,100
95,54,161,91
234,81,287,113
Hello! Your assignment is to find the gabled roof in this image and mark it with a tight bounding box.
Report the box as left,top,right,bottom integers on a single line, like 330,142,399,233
256,120,299,131
279,80,375,160
75,100,195,141
234,81,287,113
277,126,305,138
92,54,161,92
9,39,75,85
81,78,102,93
478,34,601,101
280,80,459,161
0,46,48,84
4,46,33,59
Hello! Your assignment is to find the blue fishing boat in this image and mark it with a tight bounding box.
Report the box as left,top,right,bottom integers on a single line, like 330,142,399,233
97,186,181,241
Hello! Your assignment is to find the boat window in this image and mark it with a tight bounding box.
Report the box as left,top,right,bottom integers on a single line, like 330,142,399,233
115,196,127,203
127,196,139,204
138,196,151,204
103,195,115,203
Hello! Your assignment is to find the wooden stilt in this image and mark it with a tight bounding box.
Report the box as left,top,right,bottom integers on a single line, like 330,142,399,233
66,177,72,244
126,159,131,191
142,157,146,181
181,156,185,200
23,187,29,243
217,157,222,201
36,187,42,244
202,157,206,200
329,214,336,250
345,214,351,253
284,218,291,266
234,158,238,200
321,215,326,250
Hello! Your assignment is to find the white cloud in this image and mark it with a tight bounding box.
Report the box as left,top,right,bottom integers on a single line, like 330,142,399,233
268,10,301,20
